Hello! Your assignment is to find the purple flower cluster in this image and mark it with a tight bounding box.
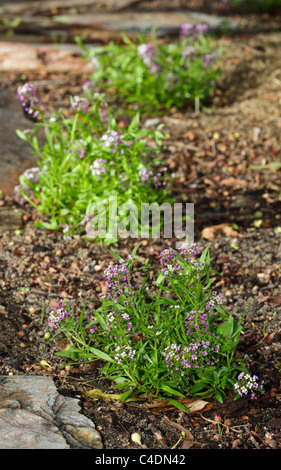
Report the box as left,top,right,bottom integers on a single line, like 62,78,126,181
22,167,41,184
90,158,107,178
48,299,77,329
101,130,124,153
179,23,217,68
71,95,90,114
63,224,73,241
203,52,217,66
80,214,94,226
114,343,136,365
164,335,221,379
101,257,134,302
138,165,167,188
159,244,201,279
206,291,223,309
13,183,32,206
180,23,209,39
234,372,265,400
138,165,154,184
17,83,40,119
82,80,94,95
185,310,209,336
106,310,132,336
137,44,162,75
182,45,196,59
66,139,86,160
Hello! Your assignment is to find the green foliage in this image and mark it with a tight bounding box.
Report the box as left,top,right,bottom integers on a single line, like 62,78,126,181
45,244,258,404
15,90,173,244
77,27,220,114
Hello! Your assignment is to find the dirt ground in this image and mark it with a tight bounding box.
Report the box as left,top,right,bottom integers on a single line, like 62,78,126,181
0,1,281,451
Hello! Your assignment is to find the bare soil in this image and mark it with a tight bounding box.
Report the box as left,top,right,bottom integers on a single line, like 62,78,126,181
0,0,281,451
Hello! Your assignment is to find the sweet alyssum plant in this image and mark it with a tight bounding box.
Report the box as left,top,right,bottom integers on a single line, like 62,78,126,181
46,244,264,407
15,84,172,244
77,23,220,114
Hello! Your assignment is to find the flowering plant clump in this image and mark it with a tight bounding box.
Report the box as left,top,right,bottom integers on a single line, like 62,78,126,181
15,84,172,244
234,372,265,400
221,0,281,11
45,244,264,406
77,25,220,113
17,83,42,120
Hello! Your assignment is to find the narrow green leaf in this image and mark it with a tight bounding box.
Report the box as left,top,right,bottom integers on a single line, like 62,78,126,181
160,384,186,398
89,347,115,363
164,398,190,413
16,129,28,141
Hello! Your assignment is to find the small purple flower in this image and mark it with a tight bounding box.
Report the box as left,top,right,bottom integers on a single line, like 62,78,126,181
17,83,40,119
90,158,107,178
66,139,86,160
63,224,72,241
180,23,195,39
22,167,41,183
101,130,124,153
159,244,201,279
71,95,89,114
203,52,217,66
137,43,162,75
206,291,223,309
82,80,94,95
114,343,136,364
234,372,265,400
80,214,94,226
101,256,134,302
48,299,77,329
180,23,209,40
182,45,196,59
13,183,32,206
194,23,209,36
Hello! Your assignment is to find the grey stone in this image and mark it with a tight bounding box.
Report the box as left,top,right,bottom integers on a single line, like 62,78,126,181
0,88,39,196
50,11,241,36
0,375,103,449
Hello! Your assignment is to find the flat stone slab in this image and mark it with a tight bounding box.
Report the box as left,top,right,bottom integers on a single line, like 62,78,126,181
0,42,92,72
0,8,242,47
49,11,241,35
0,0,139,15
0,87,40,196
0,375,103,449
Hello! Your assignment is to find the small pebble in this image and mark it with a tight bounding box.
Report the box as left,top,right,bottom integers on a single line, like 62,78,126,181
232,439,242,449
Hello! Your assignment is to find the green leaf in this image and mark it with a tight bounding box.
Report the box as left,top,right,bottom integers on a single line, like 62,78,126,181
55,349,80,360
108,248,121,261
214,390,224,404
156,273,164,285
118,388,136,402
160,384,186,398
89,347,115,363
130,242,143,263
164,398,190,413
16,129,28,141
200,246,211,265
34,220,59,231
93,310,108,330
251,162,281,171
216,315,234,338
